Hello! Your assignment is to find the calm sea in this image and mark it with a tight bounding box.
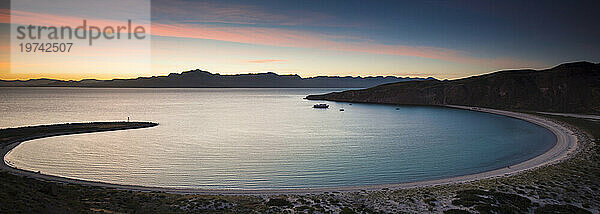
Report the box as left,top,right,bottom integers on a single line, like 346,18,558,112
1,87,555,189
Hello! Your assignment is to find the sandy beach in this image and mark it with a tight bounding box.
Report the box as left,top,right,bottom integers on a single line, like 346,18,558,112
1,106,579,195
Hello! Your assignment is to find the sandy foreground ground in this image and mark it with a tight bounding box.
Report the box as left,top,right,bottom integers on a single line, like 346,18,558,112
1,105,579,195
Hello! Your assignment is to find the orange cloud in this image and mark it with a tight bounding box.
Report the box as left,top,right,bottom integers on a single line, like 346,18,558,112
0,9,9,23
247,59,286,63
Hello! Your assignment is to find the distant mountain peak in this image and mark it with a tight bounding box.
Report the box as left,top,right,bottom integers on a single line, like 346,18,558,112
0,69,433,88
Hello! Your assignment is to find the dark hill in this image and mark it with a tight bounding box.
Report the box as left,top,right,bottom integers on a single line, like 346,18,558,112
0,70,434,88
306,61,600,114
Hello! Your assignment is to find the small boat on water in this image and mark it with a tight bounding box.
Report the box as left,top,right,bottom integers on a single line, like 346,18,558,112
340,108,345,111
313,103,329,108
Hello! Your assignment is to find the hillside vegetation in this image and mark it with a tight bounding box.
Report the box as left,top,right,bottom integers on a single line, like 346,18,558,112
307,62,600,114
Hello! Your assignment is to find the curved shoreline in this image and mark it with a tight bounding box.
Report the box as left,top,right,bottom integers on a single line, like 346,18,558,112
1,107,579,195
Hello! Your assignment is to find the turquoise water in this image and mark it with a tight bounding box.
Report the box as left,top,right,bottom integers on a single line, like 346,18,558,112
1,88,556,189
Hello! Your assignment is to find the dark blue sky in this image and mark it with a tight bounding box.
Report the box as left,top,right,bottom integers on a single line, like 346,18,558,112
219,0,600,62
149,0,600,65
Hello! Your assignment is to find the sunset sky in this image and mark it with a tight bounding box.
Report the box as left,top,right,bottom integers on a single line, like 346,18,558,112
1,0,599,80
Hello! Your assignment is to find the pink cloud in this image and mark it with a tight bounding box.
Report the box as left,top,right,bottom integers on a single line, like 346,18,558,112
247,59,286,63
150,22,480,64
1,8,538,68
